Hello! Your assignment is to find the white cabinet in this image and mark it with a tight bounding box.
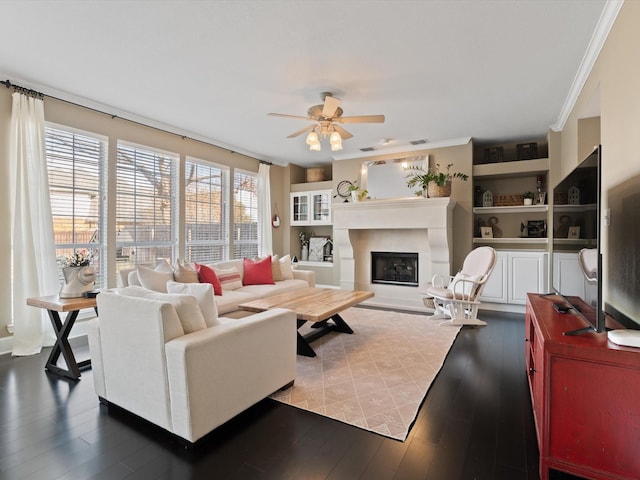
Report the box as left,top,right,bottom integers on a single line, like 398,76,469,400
481,250,548,305
552,252,584,298
290,190,332,226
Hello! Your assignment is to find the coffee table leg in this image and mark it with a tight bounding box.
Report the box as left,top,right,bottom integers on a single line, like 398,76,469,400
297,333,317,357
330,313,354,334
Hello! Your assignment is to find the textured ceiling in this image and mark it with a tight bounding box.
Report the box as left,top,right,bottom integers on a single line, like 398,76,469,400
0,1,608,167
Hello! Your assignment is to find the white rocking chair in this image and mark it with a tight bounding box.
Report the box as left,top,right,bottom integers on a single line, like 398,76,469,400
420,246,497,326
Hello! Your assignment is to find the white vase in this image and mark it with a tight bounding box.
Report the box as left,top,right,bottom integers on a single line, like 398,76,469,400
59,266,95,298
301,245,309,262
524,198,533,206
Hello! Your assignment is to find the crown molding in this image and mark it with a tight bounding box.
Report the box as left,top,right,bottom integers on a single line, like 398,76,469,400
552,0,624,131
332,136,471,161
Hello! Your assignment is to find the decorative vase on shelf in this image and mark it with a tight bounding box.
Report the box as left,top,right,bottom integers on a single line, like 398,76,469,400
301,245,309,262
59,266,95,298
427,181,451,198
524,198,533,206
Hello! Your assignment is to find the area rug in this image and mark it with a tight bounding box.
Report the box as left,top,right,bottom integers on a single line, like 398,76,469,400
270,307,461,441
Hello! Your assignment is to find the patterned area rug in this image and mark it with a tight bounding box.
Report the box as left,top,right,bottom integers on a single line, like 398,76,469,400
270,307,461,441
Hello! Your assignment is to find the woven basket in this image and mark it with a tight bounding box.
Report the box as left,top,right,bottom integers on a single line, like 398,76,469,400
306,168,326,182
427,181,451,198
493,194,525,206
422,297,436,309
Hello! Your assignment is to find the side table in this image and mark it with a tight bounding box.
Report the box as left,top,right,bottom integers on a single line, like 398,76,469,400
26,295,97,380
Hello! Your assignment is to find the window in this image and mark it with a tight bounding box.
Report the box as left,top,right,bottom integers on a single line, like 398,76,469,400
116,142,177,273
184,158,229,263
46,126,106,288
233,169,258,259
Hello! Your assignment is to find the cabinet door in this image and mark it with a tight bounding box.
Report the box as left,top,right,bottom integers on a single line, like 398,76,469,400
508,252,547,304
290,193,309,225
310,190,331,224
480,251,508,303
552,252,584,297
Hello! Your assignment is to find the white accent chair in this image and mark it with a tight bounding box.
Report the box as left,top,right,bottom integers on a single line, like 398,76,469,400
88,289,297,444
578,248,598,307
420,246,497,326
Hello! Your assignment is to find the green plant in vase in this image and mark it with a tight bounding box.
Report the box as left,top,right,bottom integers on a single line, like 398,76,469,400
405,163,468,197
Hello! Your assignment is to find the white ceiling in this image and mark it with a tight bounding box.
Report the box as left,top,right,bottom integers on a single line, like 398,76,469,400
0,1,609,167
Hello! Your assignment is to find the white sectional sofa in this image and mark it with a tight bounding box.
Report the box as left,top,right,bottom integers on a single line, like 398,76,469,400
89,287,297,444
120,257,315,314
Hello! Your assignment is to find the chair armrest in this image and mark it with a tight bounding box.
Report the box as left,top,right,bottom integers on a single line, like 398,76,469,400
292,269,315,287
431,274,454,289
164,308,297,442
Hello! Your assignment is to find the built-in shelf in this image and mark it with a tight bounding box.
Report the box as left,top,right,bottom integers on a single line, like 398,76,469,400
473,237,549,245
552,238,595,246
554,203,597,213
295,261,333,267
473,158,549,179
473,205,548,214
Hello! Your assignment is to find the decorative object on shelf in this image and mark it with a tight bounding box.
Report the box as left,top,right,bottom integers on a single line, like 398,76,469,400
523,191,535,205
480,226,493,239
348,181,368,202
299,231,310,261
521,220,546,238
309,237,329,262
271,203,280,228
306,167,326,182
556,215,572,238
482,189,493,207
59,250,95,299
568,185,580,205
535,175,546,205
484,146,504,163
475,218,486,238
335,180,353,202
474,185,484,207
516,142,538,160
488,216,502,238
568,226,581,239
404,163,468,198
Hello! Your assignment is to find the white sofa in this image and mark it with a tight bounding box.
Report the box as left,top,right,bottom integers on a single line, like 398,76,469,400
88,288,297,444
120,257,315,315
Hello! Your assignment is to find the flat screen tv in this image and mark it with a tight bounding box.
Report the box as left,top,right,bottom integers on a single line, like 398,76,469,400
605,172,640,330
551,145,604,335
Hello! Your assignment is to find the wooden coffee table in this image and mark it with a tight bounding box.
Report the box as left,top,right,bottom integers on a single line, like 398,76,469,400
238,287,374,357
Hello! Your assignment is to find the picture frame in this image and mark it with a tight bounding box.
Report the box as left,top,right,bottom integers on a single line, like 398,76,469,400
568,226,581,239
481,226,493,239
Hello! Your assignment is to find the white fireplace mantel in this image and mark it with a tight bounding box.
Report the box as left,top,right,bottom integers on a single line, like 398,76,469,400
332,196,455,309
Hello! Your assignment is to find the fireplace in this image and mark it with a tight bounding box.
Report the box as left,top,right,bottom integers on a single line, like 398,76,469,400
371,251,418,287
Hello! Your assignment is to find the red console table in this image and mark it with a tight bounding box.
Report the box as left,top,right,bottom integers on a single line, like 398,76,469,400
526,293,640,480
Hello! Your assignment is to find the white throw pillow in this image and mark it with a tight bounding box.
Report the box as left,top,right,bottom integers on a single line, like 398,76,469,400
118,285,207,334
173,261,199,283
167,281,220,327
448,272,482,298
137,266,175,293
279,254,294,280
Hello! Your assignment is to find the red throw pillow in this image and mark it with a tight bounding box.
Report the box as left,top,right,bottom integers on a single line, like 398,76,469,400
195,263,223,296
243,257,275,285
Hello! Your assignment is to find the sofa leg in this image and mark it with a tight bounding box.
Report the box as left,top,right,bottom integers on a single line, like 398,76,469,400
280,380,294,391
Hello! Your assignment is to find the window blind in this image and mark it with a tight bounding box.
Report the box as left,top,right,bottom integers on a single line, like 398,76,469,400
233,169,259,259
45,126,106,287
184,158,229,263
116,142,177,272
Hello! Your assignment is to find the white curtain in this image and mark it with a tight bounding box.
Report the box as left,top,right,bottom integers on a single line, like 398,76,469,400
9,92,59,356
257,163,273,257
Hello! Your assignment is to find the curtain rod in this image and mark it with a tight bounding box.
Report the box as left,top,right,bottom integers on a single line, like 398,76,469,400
1,78,272,165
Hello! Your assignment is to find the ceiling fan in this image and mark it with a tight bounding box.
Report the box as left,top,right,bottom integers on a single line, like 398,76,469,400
268,92,385,151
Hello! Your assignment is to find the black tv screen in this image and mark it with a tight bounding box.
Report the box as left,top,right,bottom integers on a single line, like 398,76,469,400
605,173,640,329
551,146,604,334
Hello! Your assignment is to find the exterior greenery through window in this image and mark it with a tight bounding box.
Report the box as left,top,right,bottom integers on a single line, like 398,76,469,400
185,158,229,263
233,169,259,259
116,142,177,274
45,126,106,288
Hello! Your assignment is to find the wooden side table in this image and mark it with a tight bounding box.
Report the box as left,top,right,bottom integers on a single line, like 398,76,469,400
26,295,97,381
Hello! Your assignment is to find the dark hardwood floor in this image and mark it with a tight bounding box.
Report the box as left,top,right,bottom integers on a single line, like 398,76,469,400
0,309,549,479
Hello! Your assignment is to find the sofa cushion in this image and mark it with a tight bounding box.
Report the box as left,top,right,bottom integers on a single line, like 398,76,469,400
279,254,294,280
167,281,220,327
243,256,274,285
138,266,174,293
237,279,309,299
174,262,199,284
208,259,244,282
214,266,243,291
271,255,283,282
118,286,207,334
213,289,257,315
195,263,222,296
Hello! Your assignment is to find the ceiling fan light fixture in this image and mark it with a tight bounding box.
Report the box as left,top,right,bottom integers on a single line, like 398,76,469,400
331,142,343,152
329,131,342,144
306,131,319,145
309,142,321,152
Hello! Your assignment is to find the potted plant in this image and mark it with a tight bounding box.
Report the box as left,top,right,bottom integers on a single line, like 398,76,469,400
405,163,469,197
523,191,535,205
348,181,368,202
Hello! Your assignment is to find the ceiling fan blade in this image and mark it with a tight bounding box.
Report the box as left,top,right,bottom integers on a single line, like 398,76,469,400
333,124,354,139
339,114,385,124
286,124,316,138
267,113,312,121
322,95,341,118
